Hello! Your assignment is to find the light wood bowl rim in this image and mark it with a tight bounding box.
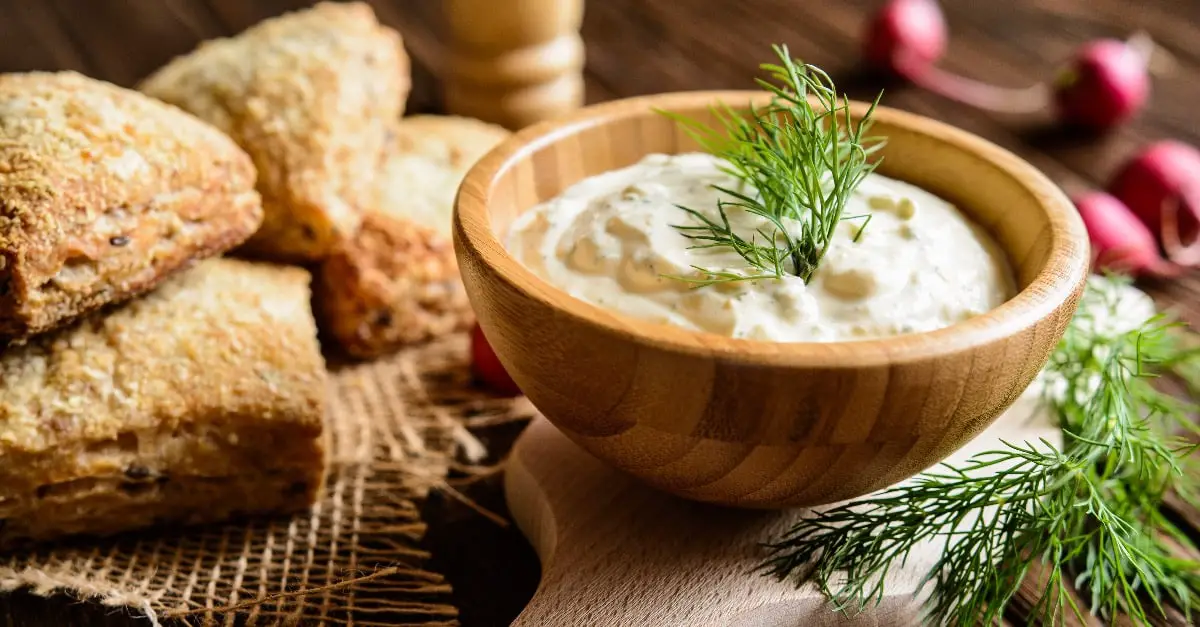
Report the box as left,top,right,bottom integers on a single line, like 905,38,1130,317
455,90,1089,368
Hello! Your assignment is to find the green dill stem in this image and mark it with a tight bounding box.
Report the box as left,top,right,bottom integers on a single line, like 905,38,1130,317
657,45,885,288
759,276,1200,626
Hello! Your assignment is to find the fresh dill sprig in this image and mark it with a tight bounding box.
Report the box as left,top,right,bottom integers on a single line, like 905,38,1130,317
759,275,1200,626
657,45,885,287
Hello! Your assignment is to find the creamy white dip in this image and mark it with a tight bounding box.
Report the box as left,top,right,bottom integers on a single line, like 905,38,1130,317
506,152,1015,342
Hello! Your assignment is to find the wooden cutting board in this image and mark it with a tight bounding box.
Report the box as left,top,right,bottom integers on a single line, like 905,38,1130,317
504,394,1057,626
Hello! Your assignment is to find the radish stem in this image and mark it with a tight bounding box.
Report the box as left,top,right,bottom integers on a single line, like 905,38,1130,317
901,58,1051,113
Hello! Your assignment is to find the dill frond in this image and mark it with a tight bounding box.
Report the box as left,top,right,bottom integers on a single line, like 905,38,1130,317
658,45,884,287
760,275,1200,626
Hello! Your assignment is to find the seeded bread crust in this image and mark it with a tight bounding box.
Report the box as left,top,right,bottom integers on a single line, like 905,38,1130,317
316,115,509,358
139,2,410,262
0,259,327,548
0,72,263,339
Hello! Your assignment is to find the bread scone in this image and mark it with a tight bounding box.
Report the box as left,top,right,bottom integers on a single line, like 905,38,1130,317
139,2,409,262
316,115,509,358
0,72,262,339
0,259,327,548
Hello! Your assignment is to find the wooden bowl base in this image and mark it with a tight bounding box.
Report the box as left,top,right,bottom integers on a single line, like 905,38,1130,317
504,394,1058,626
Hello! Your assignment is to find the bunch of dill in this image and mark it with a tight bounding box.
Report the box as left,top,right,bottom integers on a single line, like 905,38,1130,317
761,276,1200,625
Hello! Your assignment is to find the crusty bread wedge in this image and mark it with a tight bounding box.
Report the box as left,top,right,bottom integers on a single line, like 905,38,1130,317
316,115,509,358
0,258,327,548
0,71,262,339
139,2,410,262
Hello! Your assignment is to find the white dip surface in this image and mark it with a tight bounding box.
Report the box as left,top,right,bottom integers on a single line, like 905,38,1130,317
506,152,1015,342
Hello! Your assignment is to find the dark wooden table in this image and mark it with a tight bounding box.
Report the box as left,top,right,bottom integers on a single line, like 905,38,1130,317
2,1,1200,625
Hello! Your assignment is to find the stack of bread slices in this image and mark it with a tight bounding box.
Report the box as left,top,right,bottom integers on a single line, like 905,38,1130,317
0,2,509,549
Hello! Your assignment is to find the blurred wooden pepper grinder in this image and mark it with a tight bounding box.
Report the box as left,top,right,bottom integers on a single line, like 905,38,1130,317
444,0,585,129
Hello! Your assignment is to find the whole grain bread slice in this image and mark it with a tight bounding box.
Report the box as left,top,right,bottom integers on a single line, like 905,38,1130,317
0,71,262,339
139,2,410,262
0,258,327,548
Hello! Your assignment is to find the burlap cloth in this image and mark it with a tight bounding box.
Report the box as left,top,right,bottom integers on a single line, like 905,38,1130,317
0,334,535,626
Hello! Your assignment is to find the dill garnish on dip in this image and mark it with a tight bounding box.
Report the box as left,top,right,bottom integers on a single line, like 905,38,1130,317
506,46,1014,342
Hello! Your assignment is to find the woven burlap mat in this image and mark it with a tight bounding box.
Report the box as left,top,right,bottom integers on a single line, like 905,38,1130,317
0,334,534,626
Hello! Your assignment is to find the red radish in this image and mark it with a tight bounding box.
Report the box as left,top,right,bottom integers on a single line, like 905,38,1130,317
1108,140,1200,266
470,323,522,396
1053,39,1150,129
862,1,1152,129
862,0,947,77
1073,191,1177,277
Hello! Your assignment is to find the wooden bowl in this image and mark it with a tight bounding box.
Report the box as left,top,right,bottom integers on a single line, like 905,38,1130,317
454,90,1088,508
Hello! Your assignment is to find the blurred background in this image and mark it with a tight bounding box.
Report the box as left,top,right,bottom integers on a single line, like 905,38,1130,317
0,0,1193,199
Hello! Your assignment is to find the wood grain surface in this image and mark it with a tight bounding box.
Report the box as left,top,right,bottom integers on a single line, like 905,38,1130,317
0,1,1198,626
455,89,1088,507
503,393,1058,626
